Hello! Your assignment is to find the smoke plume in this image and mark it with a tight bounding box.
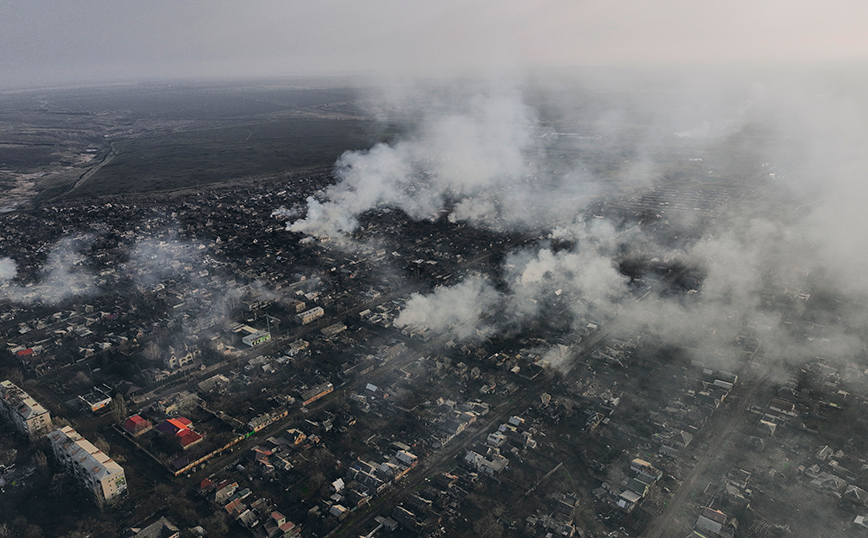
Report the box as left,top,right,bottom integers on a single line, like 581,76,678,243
285,86,605,237
0,257,16,281
0,236,96,305
284,70,868,378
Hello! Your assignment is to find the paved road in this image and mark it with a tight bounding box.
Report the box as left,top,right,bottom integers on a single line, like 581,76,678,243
642,351,773,538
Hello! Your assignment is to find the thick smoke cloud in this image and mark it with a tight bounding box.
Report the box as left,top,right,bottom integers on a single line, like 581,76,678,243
395,277,500,342
286,87,601,237
286,71,868,378
395,225,630,343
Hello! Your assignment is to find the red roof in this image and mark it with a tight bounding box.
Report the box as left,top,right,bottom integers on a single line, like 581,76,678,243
168,417,192,429
16,348,33,357
156,417,194,436
178,430,203,447
122,415,152,433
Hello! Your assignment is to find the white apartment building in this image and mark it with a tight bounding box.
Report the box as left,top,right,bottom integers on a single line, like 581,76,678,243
0,379,52,439
47,425,127,505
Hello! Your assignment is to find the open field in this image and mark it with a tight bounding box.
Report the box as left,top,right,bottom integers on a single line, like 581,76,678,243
0,80,396,204
68,117,372,199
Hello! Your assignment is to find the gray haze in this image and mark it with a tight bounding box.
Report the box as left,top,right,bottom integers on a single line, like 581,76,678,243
3,1,868,90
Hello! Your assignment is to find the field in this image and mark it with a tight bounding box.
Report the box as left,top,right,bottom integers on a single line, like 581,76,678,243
0,80,396,204
72,117,372,198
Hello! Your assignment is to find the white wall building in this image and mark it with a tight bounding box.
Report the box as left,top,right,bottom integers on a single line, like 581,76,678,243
164,346,196,370
47,425,127,505
0,379,52,439
297,306,324,325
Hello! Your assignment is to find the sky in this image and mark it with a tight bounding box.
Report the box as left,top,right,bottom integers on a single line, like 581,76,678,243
4,0,868,89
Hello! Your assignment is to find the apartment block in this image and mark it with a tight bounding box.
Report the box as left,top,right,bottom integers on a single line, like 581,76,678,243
0,379,52,439
47,425,127,505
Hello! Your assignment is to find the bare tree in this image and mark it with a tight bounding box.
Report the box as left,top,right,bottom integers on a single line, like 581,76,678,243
110,394,127,423
9,367,24,386
93,436,110,454
33,450,48,473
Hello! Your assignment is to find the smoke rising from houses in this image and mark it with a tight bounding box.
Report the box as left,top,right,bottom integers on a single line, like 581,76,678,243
0,236,96,305
284,71,868,376
286,86,603,237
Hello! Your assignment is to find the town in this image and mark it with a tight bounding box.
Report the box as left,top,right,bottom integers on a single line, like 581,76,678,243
2,156,868,538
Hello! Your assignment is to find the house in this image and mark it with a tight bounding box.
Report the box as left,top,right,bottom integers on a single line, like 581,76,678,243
242,330,271,347
263,511,300,537
392,506,418,530
617,490,642,513
79,389,112,413
464,450,509,475
249,446,276,474
213,481,239,505
237,509,259,529
116,381,144,401
329,505,349,520
694,507,731,537
156,417,203,450
122,415,153,436
626,478,650,497
346,488,371,508
164,345,197,370
297,307,324,325
631,458,663,483
285,428,307,446
769,398,797,417
844,485,868,506
395,450,418,467
143,368,171,386
197,374,230,393
487,431,507,447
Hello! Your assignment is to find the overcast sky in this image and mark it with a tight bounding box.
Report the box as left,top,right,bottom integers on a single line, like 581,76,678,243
3,1,868,89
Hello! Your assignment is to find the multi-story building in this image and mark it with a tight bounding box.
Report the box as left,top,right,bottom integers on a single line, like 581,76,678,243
297,306,324,325
0,379,52,439
47,426,127,506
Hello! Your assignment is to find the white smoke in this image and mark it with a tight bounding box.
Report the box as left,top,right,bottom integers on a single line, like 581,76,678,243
0,236,95,305
501,245,629,329
0,257,16,281
394,277,500,342
286,87,602,237
282,71,868,378
394,219,630,343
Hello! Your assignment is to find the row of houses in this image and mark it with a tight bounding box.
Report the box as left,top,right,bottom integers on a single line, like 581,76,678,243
345,448,420,498
612,458,663,514
202,479,300,538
